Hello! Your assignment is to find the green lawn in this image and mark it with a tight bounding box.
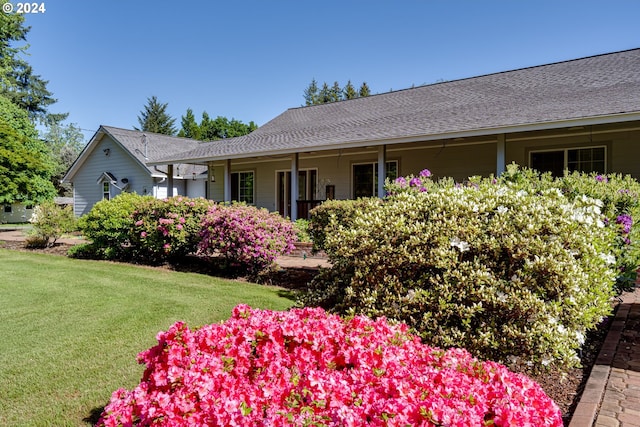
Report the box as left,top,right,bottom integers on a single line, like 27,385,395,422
0,249,295,426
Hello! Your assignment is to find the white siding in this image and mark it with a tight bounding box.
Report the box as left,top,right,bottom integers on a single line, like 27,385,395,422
70,135,156,216
0,204,34,223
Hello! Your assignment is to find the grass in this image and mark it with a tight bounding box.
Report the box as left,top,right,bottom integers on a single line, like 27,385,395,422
0,249,295,426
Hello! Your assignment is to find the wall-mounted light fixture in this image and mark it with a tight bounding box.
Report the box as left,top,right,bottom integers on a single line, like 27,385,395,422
121,178,129,184
192,172,196,181
210,172,216,183
103,148,110,156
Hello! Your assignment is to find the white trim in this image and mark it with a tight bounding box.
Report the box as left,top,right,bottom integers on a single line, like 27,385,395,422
351,160,398,199
230,170,255,205
146,113,640,165
528,144,608,173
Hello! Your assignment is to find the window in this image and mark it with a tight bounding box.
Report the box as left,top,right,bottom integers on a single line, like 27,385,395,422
530,146,606,177
102,182,110,200
352,161,398,198
231,171,254,204
3,205,11,213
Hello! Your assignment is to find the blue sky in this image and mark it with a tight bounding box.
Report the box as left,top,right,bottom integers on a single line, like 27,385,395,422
18,0,640,141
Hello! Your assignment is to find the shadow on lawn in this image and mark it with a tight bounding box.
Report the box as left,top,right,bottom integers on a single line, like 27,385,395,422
83,405,105,426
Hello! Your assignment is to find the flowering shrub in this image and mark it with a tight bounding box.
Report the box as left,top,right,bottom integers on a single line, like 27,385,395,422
497,165,640,291
128,196,215,264
98,305,562,426
77,192,153,259
308,198,381,253
301,175,617,371
199,204,297,273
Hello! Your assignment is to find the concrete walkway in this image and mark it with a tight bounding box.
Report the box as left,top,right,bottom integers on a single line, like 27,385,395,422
570,280,640,427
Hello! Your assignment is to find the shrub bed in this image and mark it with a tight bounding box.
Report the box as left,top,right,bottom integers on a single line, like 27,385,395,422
129,196,215,264
98,305,562,427
199,203,297,273
302,171,618,371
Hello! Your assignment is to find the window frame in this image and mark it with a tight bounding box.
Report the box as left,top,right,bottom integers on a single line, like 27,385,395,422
102,182,111,200
528,145,607,176
352,160,398,198
231,170,255,204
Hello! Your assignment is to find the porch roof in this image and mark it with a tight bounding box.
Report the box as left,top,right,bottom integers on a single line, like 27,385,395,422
149,48,640,165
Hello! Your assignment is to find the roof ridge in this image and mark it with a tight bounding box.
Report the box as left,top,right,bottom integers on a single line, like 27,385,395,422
284,47,640,113
100,125,208,144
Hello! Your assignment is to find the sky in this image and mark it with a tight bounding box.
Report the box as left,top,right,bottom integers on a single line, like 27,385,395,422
15,0,640,142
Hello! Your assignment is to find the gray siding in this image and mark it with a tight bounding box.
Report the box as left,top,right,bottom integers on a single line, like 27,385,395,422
71,135,155,216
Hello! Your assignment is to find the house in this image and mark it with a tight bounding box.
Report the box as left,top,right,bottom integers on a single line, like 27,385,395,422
62,126,208,216
1,203,34,224
146,48,640,220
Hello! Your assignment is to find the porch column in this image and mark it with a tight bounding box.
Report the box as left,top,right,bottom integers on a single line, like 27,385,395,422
496,134,506,176
167,164,174,197
377,145,387,198
206,162,214,200
223,159,231,203
290,153,299,221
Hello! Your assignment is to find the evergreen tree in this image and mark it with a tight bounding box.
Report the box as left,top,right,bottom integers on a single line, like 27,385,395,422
359,82,371,97
177,108,200,139
135,96,177,135
318,82,332,104
330,81,342,102
303,78,319,106
343,80,358,100
0,7,65,123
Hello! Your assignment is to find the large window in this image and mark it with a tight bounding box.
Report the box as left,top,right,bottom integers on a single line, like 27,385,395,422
530,146,606,177
231,171,254,204
352,161,398,198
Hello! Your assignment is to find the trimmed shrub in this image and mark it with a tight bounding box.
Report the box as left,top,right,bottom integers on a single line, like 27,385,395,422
27,200,76,247
308,198,381,253
293,218,311,243
300,179,617,371
199,204,297,273
98,305,562,427
128,196,215,264
77,192,152,259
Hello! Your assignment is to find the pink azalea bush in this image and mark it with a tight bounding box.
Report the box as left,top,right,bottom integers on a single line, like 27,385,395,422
129,196,215,264
199,204,297,273
98,305,562,426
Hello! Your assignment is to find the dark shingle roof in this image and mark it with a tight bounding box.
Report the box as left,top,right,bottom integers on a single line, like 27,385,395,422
151,48,640,164
100,126,207,175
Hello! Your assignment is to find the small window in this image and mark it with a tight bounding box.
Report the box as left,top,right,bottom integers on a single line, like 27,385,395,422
231,171,254,204
102,182,110,200
25,205,34,210
3,205,11,213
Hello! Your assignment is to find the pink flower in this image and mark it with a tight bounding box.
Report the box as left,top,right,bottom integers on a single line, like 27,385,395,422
97,306,562,427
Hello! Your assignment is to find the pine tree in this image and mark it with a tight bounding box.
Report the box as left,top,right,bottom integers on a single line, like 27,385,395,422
178,108,200,139
0,9,65,123
359,82,371,97
303,78,319,106
343,80,358,100
135,96,177,135
330,81,342,102
318,82,332,104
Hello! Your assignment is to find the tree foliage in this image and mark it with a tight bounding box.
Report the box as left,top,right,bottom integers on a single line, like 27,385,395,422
41,122,85,196
177,110,257,141
302,79,372,105
0,8,64,123
0,95,56,205
135,96,177,135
